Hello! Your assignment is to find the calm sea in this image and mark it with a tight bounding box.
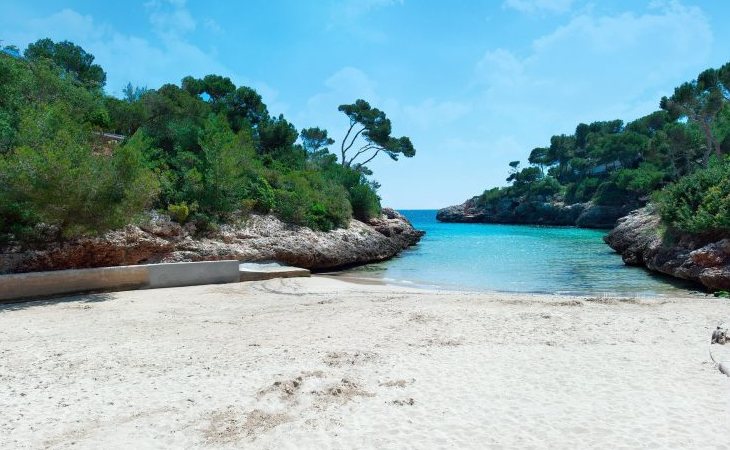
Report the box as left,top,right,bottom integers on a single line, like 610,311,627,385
337,209,698,296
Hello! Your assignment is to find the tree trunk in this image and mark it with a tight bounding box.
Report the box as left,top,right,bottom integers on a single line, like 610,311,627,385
700,120,720,166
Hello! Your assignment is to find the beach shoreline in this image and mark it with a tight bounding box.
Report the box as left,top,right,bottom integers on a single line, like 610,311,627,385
320,270,708,299
1,277,728,448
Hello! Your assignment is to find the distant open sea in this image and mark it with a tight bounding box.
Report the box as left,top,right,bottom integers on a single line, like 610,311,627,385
337,209,698,296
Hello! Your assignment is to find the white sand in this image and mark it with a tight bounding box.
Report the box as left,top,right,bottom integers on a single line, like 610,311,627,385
1,277,729,449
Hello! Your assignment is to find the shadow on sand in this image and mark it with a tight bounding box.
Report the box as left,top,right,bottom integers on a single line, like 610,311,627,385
0,291,118,312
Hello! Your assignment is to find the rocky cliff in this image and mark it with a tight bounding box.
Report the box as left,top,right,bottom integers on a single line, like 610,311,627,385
604,206,730,291
0,208,424,274
437,196,638,229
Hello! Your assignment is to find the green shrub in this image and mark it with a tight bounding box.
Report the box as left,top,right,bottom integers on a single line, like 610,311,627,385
1,107,159,238
566,178,600,203
199,114,247,216
0,156,38,243
273,189,306,225
273,171,352,231
245,176,276,213
655,157,730,234
0,110,16,153
593,182,629,206
613,163,664,195
167,203,190,223
529,176,562,197
307,202,333,231
349,183,381,221
477,187,506,207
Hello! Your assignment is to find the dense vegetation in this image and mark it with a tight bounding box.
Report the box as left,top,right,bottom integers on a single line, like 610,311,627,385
0,39,415,244
476,62,730,234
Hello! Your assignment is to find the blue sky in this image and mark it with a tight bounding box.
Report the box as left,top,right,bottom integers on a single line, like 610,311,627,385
2,0,729,208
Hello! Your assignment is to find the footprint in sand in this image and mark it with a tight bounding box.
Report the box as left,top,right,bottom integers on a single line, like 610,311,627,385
323,351,379,367
202,407,290,444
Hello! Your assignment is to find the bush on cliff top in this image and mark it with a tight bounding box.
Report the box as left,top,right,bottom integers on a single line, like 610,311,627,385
655,156,730,234
0,105,159,239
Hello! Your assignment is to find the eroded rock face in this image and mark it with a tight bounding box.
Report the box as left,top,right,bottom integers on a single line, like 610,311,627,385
0,208,424,274
604,207,730,291
436,196,635,229
436,197,488,223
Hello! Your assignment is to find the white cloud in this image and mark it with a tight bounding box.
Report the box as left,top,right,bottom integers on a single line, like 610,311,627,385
202,18,223,34
300,67,379,125
25,8,108,42
476,1,712,132
475,48,525,87
503,0,574,14
293,68,377,164
324,67,379,97
300,66,469,138
145,0,196,38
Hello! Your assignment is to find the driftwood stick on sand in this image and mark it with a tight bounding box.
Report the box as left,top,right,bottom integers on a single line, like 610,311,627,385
710,324,729,377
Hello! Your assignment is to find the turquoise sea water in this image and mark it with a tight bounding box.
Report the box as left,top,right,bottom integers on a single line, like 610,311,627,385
338,210,698,296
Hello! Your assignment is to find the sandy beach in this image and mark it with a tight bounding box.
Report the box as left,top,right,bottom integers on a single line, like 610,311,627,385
1,277,729,449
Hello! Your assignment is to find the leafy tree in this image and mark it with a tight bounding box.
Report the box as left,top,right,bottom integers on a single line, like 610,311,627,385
513,166,542,187
338,99,415,168
652,123,703,179
506,160,521,183
592,131,648,168
198,114,249,216
139,83,210,155
24,38,106,88
592,182,628,206
301,127,334,154
565,178,600,203
529,176,562,197
104,96,145,136
613,163,664,195
258,114,299,157
1,44,21,58
301,127,337,168
575,123,590,149
660,68,726,165
547,134,575,181
528,147,550,174
1,104,157,238
626,111,670,136
122,82,149,102
182,74,236,102
223,86,269,132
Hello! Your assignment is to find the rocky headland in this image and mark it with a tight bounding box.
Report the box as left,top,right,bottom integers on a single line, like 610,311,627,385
604,206,730,291
0,208,424,274
437,196,640,229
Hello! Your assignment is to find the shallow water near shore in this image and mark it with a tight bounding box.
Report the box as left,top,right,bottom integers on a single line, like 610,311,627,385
335,210,699,296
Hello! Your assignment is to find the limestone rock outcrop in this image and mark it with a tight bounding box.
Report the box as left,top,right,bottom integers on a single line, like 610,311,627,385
0,209,424,274
604,206,730,291
437,196,636,229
